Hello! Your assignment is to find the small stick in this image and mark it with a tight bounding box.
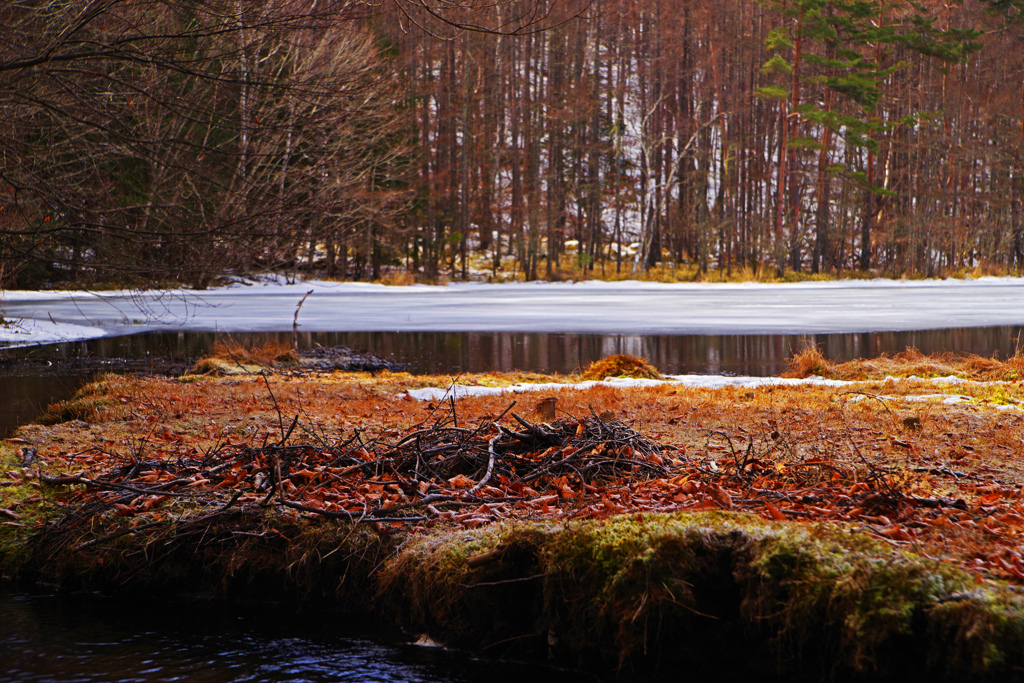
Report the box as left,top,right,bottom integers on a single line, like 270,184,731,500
280,500,425,523
469,432,501,494
293,289,313,353
466,543,508,568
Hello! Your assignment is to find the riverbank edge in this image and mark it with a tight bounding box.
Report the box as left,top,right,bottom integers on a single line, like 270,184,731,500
3,501,1024,682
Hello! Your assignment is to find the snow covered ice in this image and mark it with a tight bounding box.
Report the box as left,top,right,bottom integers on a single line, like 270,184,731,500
3,276,1024,347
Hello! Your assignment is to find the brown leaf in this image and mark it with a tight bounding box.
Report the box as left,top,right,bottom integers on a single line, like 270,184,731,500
529,494,559,508
679,480,699,495
447,474,475,489
711,484,733,509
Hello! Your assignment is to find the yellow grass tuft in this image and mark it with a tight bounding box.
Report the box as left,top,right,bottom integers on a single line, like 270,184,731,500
185,338,300,375
377,269,417,287
784,345,1024,382
781,345,835,378
210,338,298,365
578,354,663,381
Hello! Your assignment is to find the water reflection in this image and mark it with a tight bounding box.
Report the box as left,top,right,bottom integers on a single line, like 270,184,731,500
5,325,1023,377
0,375,85,439
296,326,1024,375
0,588,595,683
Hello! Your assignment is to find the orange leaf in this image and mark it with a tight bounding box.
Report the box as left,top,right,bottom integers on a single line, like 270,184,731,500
711,485,733,509
679,480,699,495
447,474,475,489
765,503,786,521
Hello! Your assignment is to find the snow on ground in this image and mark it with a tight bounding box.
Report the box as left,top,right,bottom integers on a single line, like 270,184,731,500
404,374,852,401
2,275,1024,347
403,374,1021,411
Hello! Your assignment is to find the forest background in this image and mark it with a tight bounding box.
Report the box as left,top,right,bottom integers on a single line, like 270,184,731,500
2,0,1024,290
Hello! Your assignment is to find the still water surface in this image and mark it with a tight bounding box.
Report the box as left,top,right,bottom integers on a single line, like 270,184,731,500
8,325,1024,375
0,588,594,683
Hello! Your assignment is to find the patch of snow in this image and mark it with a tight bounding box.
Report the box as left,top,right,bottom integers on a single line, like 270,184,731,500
0,317,107,345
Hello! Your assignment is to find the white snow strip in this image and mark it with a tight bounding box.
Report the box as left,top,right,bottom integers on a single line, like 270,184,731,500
405,373,1023,411
666,374,852,389
4,275,1024,346
900,375,972,384
906,394,974,405
407,374,861,401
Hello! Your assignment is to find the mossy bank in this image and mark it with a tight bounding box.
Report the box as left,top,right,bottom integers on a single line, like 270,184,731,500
3,503,1024,681
387,513,1024,681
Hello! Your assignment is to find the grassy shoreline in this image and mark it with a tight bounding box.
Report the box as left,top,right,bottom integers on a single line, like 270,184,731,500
4,352,1024,680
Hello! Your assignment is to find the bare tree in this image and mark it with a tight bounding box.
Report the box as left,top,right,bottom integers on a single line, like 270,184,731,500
1,0,417,287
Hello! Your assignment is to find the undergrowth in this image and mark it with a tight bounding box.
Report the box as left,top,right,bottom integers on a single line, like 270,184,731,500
212,338,299,365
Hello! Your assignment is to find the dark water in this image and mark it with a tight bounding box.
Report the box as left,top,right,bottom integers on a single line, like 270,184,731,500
7,325,1024,375
2,325,1022,437
0,588,594,683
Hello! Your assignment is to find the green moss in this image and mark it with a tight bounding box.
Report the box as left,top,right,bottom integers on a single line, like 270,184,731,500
0,443,32,510
380,524,548,652
381,512,1024,680
9,509,395,610
0,443,65,577
968,385,1021,407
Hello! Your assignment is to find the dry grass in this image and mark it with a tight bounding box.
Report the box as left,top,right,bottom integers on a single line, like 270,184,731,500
783,345,1024,382
210,338,299,365
577,354,663,381
187,338,300,374
781,345,835,377
376,269,418,287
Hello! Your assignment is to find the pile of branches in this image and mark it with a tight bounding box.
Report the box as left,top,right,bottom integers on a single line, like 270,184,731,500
389,407,673,490
36,403,677,536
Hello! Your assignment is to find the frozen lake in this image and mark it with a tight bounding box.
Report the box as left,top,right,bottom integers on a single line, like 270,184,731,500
3,277,1024,346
